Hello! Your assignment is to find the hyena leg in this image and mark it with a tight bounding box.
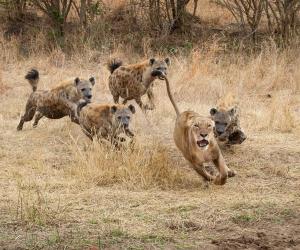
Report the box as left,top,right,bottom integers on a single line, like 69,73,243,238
135,97,147,112
122,97,131,105
113,95,119,104
146,86,155,110
190,163,215,182
61,99,79,124
33,111,44,128
17,103,36,131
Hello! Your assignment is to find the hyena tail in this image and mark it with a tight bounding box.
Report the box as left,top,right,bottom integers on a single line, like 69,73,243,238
107,59,123,74
25,69,39,92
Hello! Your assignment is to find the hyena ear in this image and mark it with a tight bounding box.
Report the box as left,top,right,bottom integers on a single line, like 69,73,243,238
89,77,95,86
111,105,118,114
229,107,236,116
149,58,155,65
74,77,80,86
165,58,170,66
210,108,218,116
128,104,136,114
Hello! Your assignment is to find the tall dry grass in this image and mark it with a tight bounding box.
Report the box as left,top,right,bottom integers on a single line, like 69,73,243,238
66,137,199,190
1,31,299,192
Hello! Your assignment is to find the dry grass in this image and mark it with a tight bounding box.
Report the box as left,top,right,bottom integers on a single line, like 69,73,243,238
66,138,196,190
0,32,300,249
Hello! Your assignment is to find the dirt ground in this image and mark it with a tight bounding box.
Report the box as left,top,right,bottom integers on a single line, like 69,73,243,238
0,53,299,249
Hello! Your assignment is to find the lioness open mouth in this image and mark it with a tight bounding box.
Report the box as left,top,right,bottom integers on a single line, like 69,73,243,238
197,139,209,148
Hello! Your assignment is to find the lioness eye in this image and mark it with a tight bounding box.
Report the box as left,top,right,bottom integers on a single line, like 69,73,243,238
208,124,211,127
194,124,199,128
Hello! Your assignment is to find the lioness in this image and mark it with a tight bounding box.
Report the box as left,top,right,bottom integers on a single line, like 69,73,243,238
164,77,236,185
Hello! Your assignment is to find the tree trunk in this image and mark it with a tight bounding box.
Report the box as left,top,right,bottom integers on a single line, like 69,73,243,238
170,0,190,32
80,0,87,28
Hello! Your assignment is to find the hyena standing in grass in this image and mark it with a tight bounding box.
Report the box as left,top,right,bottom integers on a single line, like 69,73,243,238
78,102,136,146
17,69,95,130
210,93,246,145
107,58,170,112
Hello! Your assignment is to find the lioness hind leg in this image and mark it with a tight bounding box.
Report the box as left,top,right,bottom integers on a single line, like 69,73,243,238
191,163,215,183
212,155,228,185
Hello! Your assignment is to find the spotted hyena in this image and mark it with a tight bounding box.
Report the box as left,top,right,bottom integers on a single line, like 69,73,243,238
17,69,95,130
107,58,170,111
210,93,246,145
78,103,136,146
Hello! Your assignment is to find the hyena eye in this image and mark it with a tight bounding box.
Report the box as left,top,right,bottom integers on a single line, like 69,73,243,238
126,116,130,120
81,88,86,92
117,116,122,120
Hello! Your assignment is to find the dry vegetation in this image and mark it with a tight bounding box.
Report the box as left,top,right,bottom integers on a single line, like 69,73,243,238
1,1,300,249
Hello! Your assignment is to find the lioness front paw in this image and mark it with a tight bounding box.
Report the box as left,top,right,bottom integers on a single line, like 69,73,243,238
213,174,227,185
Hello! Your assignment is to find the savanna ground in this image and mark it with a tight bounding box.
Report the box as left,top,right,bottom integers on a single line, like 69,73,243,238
1,1,300,249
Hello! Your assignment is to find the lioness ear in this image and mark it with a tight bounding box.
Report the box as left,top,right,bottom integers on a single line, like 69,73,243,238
229,107,236,116
165,58,170,66
89,77,95,86
74,77,80,86
128,104,135,114
149,58,155,65
111,105,117,114
210,108,217,116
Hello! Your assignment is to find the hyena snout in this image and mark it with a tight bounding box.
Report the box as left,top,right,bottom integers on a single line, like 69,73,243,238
119,117,130,129
215,125,226,135
151,69,167,80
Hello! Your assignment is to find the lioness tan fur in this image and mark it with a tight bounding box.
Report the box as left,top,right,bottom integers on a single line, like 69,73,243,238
164,77,236,185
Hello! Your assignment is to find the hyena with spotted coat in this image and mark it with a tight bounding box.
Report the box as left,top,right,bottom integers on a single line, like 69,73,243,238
210,93,246,145
17,69,95,130
78,103,136,146
107,58,170,111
